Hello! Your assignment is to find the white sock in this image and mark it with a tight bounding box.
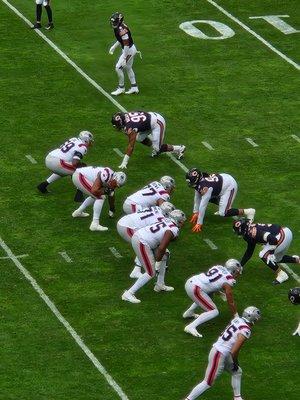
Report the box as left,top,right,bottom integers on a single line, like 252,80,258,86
93,198,105,223
186,381,210,399
156,260,167,286
188,309,219,329
46,173,61,184
128,272,152,294
231,367,242,397
127,68,137,85
134,256,142,267
77,196,94,212
130,266,141,275
116,67,124,86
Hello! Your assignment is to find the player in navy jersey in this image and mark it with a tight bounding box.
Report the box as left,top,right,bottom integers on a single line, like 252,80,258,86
109,12,140,95
233,219,300,284
186,168,255,232
111,111,185,168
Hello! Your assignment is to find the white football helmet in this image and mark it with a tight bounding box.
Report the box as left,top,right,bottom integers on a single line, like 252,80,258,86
225,259,242,275
160,176,175,190
169,209,186,227
112,171,127,187
159,201,175,217
79,130,94,144
242,306,261,324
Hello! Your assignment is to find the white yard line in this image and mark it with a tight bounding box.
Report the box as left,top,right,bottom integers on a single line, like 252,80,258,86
206,0,300,71
280,263,300,283
58,251,73,263
245,137,259,147
2,0,191,175
25,155,37,164
0,237,129,400
203,238,218,250
201,141,214,151
109,247,123,259
291,134,300,143
0,253,28,260
113,148,124,158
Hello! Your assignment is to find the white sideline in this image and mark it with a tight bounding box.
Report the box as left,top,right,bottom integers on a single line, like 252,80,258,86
113,148,125,158
58,251,73,263
245,138,259,147
201,141,214,151
291,134,300,143
203,238,218,250
109,247,123,259
25,154,37,164
207,0,300,71
0,237,129,400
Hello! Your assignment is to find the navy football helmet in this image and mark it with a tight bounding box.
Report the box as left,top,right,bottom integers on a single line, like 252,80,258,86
110,12,124,28
288,287,300,305
233,219,249,236
186,168,203,188
111,112,126,130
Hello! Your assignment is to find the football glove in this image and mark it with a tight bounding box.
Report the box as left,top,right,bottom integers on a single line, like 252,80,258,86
192,224,203,233
190,212,199,224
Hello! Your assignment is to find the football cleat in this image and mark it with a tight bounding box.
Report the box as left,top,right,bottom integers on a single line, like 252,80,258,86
111,87,125,96
184,326,203,338
121,290,141,304
37,182,49,193
273,269,289,285
151,149,159,157
182,311,200,319
243,208,256,221
72,210,89,218
125,87,139,95
45,22,54,30
31,22,42,29
177,145,186,160
154,284,174,292
89,222,108,231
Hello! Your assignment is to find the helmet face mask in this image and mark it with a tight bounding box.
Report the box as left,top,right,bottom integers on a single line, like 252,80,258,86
159,201,175,217
242,306,261,324
111,112,125,131
225,259,242,276
112,171,127,187
288,287,300,305
169,209,186,227
186,168,202,188
160,176,175,191
79,130,94,145
110,12,123,28
233,219,249,236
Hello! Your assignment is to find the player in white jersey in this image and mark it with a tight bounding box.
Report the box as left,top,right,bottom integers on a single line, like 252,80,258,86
123,176,175,214
121,209,186,303
71,166,126,231
183,259,242,338
117,202,175,279
37,131,94,201
184,306,261,400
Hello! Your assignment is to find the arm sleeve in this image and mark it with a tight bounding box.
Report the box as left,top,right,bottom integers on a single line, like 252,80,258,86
197,187,213,224
240,240,256,266
193,190,201,213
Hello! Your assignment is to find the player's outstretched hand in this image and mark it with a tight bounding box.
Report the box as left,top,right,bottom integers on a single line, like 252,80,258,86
192,224,202,233
190,212,199,224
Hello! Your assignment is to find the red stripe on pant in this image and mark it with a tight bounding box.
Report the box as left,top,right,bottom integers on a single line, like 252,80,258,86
131,204,137,213
127,228,134,238
194,286,215,311
60,160,76,171
277,229,285,247
225,188,235,212
139,242,153,276
79,173,92,193
207,350,221,386
157,120,164,149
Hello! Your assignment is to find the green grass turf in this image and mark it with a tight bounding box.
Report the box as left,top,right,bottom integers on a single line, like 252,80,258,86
0,0,299,399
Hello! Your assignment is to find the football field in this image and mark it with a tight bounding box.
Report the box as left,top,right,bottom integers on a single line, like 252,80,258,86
0,0,300,399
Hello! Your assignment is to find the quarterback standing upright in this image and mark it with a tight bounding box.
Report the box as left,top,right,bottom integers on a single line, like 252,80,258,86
109,12,140,95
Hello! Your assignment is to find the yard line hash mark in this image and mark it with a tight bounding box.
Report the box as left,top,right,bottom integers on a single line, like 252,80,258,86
201,141,214,151
0,253,28,260
2,0,190,175
245,138,259,147
25,155,37,164
109,247,123,259
58,251,73,263
291,135,300,143
207,0,300,71
203,239,218,250
280,263,300,283
113,148,124,158
0,237,129,400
